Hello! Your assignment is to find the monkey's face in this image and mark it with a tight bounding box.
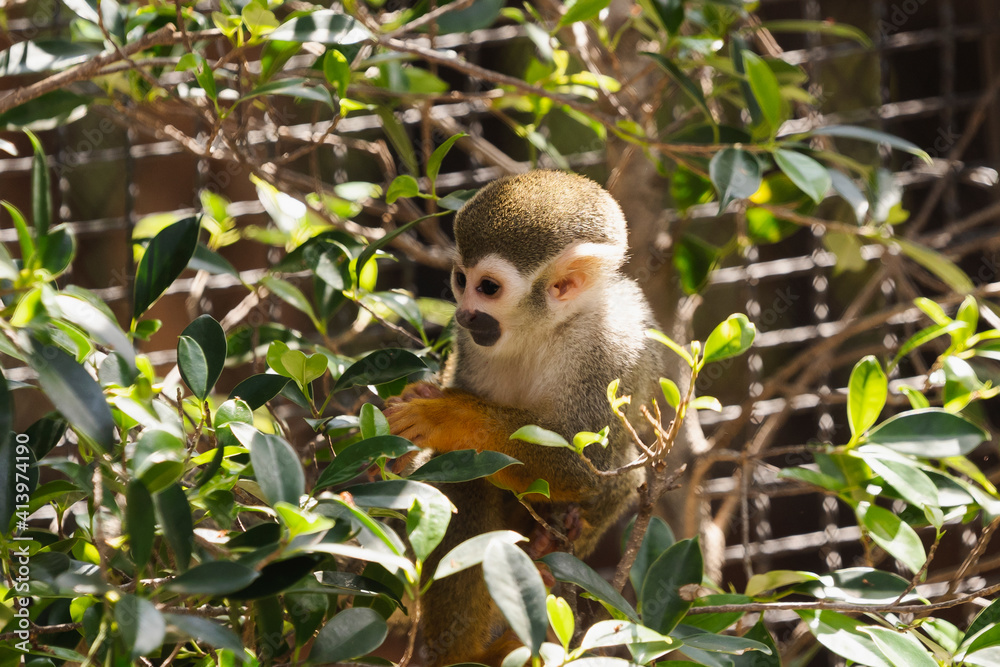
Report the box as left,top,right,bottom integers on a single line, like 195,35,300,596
450,256,528,348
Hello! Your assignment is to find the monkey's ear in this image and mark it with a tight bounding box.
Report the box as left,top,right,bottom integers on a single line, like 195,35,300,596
547,243,623,302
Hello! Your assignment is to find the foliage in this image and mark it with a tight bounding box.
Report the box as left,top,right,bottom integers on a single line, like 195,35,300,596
0,1,998,666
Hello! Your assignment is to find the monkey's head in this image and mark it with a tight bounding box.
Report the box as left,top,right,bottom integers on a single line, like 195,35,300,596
450,170,629,349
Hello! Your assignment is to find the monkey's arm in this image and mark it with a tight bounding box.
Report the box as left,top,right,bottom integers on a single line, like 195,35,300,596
384,383,596,501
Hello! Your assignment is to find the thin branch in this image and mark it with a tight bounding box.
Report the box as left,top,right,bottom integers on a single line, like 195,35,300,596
386,0,476,37
0,27,222,115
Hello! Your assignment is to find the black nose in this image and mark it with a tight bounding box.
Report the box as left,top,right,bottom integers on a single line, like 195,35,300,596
455,309,501,346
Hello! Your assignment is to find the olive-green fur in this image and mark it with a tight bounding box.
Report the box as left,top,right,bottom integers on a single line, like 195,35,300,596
454,170,628,271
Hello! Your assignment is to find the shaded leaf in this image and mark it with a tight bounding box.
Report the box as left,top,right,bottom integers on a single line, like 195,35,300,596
484,541,548,654
116,594,166,659
133,217,200,319
408,449,521,483
709,148,762,214
230,423,305,507
543,552,639,623
310,607,388,663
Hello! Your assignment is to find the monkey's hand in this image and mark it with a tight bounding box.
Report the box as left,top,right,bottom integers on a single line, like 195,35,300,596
384,384,493,452
385,385,584,498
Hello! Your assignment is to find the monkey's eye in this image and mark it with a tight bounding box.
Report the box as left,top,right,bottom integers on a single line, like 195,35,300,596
478,279,500,296
454,271,467,289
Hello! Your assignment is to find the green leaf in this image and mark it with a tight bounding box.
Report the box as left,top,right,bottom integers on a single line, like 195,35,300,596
26,129,51,237
863,628,938,667
347,479,455,514
116,594,166,658
828,169,870,222
433,531,527,580
774,149,831,203
154,483,194,571
314,435,417,491
509,425,571,448
165,561,260,595
742,52,784,131
3,201,35,272
856,502,926,574
674,234,720,294
757,19,871,45
386,174,420,204
333,348,428,391
484,541,548,655
547,595,574,649
179,314,226,400
407,494,451,563
847,355,887,445
965,598,1000,643
558,0,611,27
229,373,290,411
580,619,673,650
323,49,351,99
890,237,974,294
794,567,913,604
408,449,521,483
163,614,245,657
629,516,675,598
542,552,638,622
806,125,931,163
855,445,939,508
732,620,781,667
709,148,762,214
889,321,969,370
230,423,305,507
703,313,756,365
267,10,372,45
0,40,100,76
681,632,771,655
0,89,89,130
310,607,388,663
36,223,73,276
639,537,703,634
27,339,114,451
437,0,505,33
647,329,694,366
259,39,301,83
133,217,200,319
746,570,821,597
659,378,680,409
359,403,390,439
133,428,185,493
649,0,685,33
797,610,893,667
427,133,467,194
866,408,988,457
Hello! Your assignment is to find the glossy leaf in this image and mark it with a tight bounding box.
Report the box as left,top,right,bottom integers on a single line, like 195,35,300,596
230,423,305,507
484,540,548,655
732,620,781,667
543,552,639,622
27,339,114,451
580,620,673,650
863,627,938,667
427,133,467,193
25,129,51,237
407,494,451,563
163,614,245,657
855,446,939,508
179,315,226,400
639,537,703,634
433,531,527,580
847,355,886,445
659,378,681,409
558,0,611,27
314,435,417,490
709,148,762,214
807,125,931,163
547,595,574,649
229,373,290,410
857,502,926,574
703,313,756,364
164,561,260,595
116,594,166,658
742,52,784,130
794,567,913,604
891,237,974,294
408,449,521,483
310,607,388,663
674,234,720,294
650,0,685,33
774,149,831,203
267,10,372,45
154,483,194,571
347,479,454,513
629,516,676,596
797,610,893,667
333,348,428,391
133,217,200,319
509,425,570,448
438,0,505,33
866,408,988,457
55,294,136,370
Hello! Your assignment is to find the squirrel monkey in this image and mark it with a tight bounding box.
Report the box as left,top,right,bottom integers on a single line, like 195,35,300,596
385,170,665,665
